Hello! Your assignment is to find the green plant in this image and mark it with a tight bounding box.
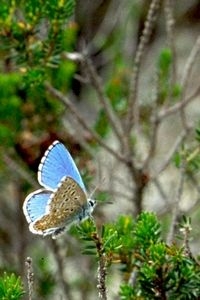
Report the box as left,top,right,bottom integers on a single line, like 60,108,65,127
75,212,200,299
0,273,25,300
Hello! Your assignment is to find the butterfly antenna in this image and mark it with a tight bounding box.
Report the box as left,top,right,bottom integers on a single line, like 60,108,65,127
89,177,106,199
89,178,113,205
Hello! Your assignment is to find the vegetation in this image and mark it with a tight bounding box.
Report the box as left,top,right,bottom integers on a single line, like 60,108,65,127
0,0,200,299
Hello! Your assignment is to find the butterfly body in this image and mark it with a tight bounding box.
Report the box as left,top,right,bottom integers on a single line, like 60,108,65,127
23,141,96,238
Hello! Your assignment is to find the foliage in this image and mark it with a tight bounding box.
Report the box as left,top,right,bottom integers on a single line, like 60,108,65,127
0,273,25,300
76,212,200,299
0,0,77,148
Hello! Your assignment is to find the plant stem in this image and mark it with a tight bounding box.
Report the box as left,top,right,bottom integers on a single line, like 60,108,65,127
92,232,108,300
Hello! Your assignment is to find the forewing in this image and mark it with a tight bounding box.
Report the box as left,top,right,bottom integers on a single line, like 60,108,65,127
38,141,86,191
32,177,87,235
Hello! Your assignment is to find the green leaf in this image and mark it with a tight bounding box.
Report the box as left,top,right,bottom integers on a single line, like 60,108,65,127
0,272,25,300
158,48,172,74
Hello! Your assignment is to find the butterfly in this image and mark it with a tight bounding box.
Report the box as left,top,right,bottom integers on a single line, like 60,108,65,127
23,140,96,238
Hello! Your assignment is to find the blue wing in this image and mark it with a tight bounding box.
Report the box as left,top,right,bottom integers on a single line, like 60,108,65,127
23,189,52,223
38,141,86,191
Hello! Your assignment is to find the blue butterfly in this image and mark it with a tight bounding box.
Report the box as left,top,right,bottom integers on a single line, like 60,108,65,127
23,141,96,238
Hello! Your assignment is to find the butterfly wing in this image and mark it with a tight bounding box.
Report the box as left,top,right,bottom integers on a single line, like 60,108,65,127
23,189,52,223
38,141,86,192
32,177,88,236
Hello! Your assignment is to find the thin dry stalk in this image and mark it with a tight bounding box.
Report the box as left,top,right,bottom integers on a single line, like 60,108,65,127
92,232,108,300
167,164,185,245
97,254,107,300
164,0,177,84
181,34,200,91
2,153,38,188
151,130,188,179
179,34,200,130
63,51,125,147
158,83,200,121
127,0,161,132
142,74,160,170
25,257,34,300
82,55,125,145
49,239,73,300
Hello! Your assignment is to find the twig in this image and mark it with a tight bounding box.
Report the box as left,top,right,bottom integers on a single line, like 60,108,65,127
92,232,107,300
188,171,200,195
127,0,161,132
151,129,188,179
25,257,34,300
2,153,38,188
143,116,160,170
82,55,125,145
153,178,168,202
85,1,125,54
45,81,125,163
180,218,193,259
167,164,185,245
180,34,200,130
49,239,73,300
63,51,125,144
97,253,107,300
181,34,200,91
158,83,200,121
164,0,177,84
142,76,160,170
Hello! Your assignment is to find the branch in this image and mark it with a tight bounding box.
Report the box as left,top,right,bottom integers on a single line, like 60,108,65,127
63,52,125,147
92,232,107,300
25,257,34,300
151,129,188,179
45,81,125,163
127,0,161,132
181,34,200,91
97,253,107,300
2,153,38,188
167,164,185,245
164,0,177,84
153,178,168,202
82,55,125,144
49,239,73,300
142,107,160,171
157,83,200,121
142,74,160,171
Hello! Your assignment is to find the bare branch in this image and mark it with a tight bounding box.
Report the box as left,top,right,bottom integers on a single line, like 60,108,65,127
49,239,73,300
188,172,200,195
143,118,160,171
63,52,125,146
2,153,38,188
167,165,185,245
45,81,125,163
25,257,34,300
181,34,200,90
164,0,177,84
92,231,108,300
97,253,107,300
151,129,188,179
127,0,161,132
158,83,200,121
142,73,160,171
153,178,168,202
82,55,125,143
